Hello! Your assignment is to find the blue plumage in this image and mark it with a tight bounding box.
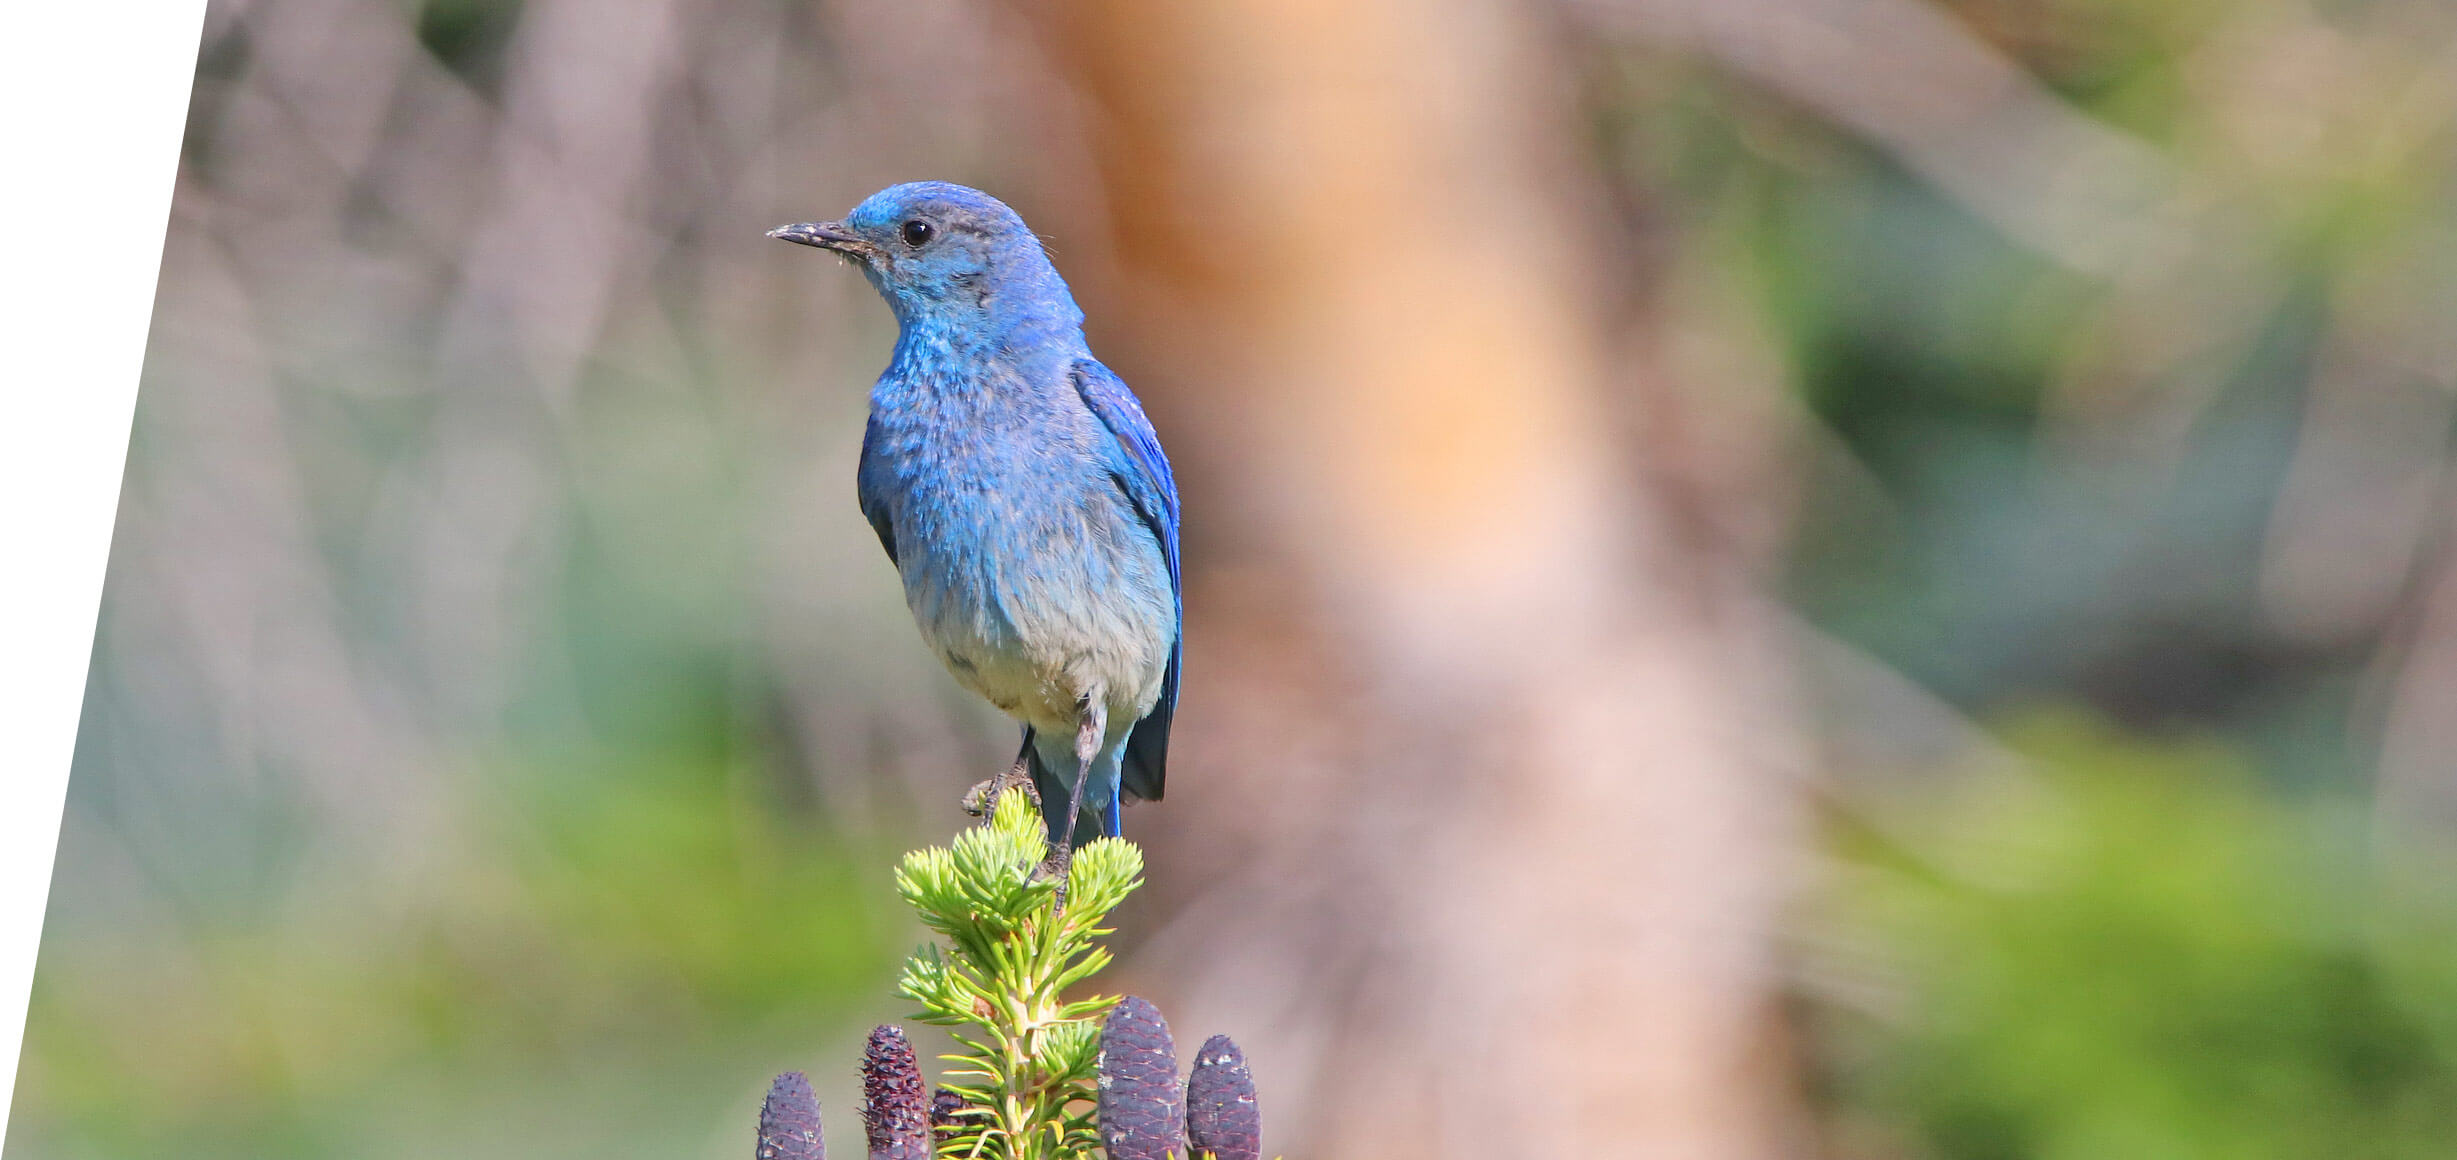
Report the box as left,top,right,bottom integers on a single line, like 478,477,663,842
772,183,1181,850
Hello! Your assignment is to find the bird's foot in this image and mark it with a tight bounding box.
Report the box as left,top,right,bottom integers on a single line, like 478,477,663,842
1038,842,1075,910
962,755,1037,823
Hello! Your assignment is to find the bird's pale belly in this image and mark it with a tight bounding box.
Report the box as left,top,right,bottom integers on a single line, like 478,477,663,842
896,491,1173,736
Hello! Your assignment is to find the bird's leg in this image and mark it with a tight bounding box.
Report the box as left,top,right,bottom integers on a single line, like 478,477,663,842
1062,695,1107,847
1046,690,1106,905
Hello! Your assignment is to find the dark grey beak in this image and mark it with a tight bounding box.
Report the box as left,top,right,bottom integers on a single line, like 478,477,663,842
768,221,866,252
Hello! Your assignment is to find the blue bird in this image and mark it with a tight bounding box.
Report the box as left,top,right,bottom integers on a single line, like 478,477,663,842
770,183,1180,853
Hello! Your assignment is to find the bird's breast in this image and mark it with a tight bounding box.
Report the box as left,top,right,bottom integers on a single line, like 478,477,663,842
866,411,1174,733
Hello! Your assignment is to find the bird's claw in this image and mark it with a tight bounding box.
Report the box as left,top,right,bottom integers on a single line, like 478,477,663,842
1037,843,1075,911
963,758,1038,820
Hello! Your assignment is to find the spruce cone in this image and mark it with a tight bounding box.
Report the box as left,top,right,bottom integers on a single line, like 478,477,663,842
1184,1035,1261,1160
1096,996,1185,1160
929,1087,967,1143
756,1071,826,1160
859,1026,931,1160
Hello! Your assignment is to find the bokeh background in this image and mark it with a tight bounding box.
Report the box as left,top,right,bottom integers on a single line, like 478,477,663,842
12,0,2457,1157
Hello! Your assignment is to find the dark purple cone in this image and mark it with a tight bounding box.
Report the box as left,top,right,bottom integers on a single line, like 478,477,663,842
1097,996,1185,1160
929,1087,967,1142
1184,1035,1261,1160
859,1026,930,1160
757,1071,826,1160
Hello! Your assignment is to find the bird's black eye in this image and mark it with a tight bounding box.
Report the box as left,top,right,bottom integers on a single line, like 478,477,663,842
900,219,935,247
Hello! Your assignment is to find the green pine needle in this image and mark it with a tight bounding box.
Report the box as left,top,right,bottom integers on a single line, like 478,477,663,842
894,789,1143,1159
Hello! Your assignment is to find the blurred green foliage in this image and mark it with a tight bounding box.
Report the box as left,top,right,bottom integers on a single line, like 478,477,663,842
12,752,910,1160
1600,0,2457,787
1810,714,2457,1160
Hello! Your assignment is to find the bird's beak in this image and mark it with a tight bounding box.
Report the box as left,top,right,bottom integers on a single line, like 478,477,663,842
768,221,868,254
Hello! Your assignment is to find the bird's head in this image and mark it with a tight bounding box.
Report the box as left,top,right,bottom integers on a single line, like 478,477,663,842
769,182,1079,336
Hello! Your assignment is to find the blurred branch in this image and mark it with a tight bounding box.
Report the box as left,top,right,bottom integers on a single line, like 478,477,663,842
2376,511,2457,845
1566,0,2190,279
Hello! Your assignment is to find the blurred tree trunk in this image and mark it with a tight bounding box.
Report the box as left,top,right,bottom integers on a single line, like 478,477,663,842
1010,1,1805,1155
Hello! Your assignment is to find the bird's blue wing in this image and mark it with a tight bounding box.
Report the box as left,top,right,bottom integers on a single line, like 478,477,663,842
1071,358,1180,802
855,417,899,567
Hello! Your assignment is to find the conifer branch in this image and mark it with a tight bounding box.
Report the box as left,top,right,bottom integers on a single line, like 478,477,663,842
752,789,1272,1159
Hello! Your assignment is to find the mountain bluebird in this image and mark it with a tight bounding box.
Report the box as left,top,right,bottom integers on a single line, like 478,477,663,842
770,183,1181,853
